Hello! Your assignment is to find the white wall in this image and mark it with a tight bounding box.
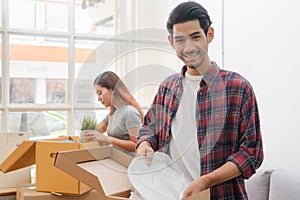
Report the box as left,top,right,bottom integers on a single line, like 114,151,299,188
129,0,300,174
224,0,300,173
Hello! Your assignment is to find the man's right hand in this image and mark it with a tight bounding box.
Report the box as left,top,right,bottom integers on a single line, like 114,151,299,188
136,141,154,165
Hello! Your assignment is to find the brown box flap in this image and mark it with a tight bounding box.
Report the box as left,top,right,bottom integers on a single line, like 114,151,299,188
183,188,210,200
0,141,35,173
0,136,80,174
54,146,133,197
45,136,80,143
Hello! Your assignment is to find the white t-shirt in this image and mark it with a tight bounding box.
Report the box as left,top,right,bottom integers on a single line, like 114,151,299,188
170,71,203,182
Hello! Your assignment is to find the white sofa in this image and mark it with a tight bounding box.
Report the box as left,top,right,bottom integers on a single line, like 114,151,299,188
245,169,300,200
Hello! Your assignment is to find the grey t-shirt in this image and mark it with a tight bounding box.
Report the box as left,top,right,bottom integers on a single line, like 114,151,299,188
102,104,142,155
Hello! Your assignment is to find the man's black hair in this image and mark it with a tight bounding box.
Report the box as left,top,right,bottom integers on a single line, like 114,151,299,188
166,2,212,36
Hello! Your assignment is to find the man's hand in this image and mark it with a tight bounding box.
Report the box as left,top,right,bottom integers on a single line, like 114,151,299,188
136,141,154,165
181,175,210,198
182,161,242,198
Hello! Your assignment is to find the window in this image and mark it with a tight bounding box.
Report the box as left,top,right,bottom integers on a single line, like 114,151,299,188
0,35,2,104
75,0,114,35
9,0,68,32
1,0,120,139
8,111,66,140
9,35,69,104
0,1,2,27
1,0,198,139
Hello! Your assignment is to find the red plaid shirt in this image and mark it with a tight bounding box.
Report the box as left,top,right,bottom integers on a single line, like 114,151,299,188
137,62,264,199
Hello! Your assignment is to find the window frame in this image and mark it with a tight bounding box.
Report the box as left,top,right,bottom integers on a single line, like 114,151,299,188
0,0,170,138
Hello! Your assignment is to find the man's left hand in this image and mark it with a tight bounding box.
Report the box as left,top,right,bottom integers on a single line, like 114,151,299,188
182,175,210,198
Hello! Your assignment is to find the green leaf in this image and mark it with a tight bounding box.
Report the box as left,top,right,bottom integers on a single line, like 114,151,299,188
80,115,97,131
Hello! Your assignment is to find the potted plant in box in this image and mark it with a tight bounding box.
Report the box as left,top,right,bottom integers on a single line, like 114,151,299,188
80,116,97,143
81,116,97,131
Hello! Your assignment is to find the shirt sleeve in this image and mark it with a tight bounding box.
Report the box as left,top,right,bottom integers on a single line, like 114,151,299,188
136,73,182,152
124,105,142,129
101,114,109,126
226,84,264,179
136,92,163,151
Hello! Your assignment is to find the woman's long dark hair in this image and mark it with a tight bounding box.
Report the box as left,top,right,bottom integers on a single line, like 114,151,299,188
94,71,144,123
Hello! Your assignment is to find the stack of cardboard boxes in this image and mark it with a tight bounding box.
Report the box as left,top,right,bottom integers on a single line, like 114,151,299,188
54,145,210,200
16,185,101,200
1,135,210,200
0,136,95,199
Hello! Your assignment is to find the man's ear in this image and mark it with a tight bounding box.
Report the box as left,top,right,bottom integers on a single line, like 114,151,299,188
207,27,214,43
168,35,175,49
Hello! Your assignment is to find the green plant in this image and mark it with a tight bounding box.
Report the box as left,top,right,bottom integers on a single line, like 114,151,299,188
80,116,97,131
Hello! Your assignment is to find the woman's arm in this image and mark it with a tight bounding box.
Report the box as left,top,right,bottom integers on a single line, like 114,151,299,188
95,122,107,133
107,127,139,152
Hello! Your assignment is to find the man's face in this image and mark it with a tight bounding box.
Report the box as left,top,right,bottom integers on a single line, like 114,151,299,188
168,19,214,73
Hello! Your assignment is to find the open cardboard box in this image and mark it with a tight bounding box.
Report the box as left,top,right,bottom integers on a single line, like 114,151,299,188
54,146,210,200
17,184,103,200
54,146,132,199
0,132,31,189
0,136,100,195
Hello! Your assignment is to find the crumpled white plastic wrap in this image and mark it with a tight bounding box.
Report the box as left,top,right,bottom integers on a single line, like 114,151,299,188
128,152,190,200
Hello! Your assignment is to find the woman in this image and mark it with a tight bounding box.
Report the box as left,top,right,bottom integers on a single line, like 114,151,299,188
81,71,144,156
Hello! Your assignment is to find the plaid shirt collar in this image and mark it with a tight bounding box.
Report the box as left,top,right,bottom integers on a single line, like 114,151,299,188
176,61,221,87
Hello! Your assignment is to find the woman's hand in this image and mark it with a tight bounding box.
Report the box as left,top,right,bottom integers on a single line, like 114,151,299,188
81,130,109,144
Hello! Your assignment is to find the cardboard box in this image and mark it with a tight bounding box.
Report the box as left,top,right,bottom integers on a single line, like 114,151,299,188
54,146,210,200
54,146,132,199
184,189,210,200
0,136,91,195
0,187,16,196
17,184,103,200
0,132,31,189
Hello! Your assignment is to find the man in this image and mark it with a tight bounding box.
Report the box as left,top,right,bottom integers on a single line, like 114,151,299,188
136,2,263,199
